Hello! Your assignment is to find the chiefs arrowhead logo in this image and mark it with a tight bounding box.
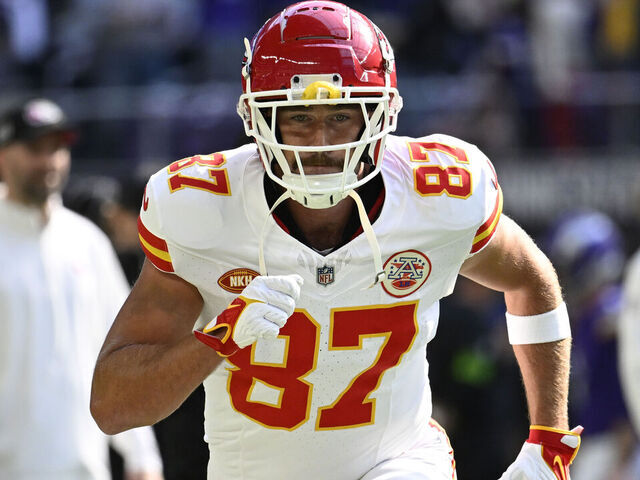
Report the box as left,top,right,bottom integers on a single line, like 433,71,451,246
217,268,259,294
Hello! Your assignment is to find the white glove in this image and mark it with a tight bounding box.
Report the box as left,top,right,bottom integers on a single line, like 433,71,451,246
194,274,303,356
499,425,583,480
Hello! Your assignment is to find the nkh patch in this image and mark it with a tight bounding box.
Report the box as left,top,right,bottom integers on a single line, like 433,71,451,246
217,268,259,294
317,265,334,286
381,250,431,298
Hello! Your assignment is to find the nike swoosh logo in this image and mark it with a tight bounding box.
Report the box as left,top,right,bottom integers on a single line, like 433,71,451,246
553,455,567,480
202,303,243,333
202,321,219,334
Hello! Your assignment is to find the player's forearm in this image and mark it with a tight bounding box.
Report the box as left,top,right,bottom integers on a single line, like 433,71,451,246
498,235,569,428
513,338,571,429
91,334,222,434
504,273,570,429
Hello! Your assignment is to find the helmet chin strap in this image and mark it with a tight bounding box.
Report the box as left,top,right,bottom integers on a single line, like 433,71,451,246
281,171,357,209
347,189,386,288
258,189,385,289
258,190,292,276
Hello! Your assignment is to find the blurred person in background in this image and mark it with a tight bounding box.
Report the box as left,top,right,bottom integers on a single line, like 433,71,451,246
545,209,640,479
63,175,149,286
0,97,164,480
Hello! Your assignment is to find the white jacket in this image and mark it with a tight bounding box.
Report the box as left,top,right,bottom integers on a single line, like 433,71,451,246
0,192,163,480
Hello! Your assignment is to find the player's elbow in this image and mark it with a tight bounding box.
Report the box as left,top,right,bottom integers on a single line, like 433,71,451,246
90,375,140,434
90,380,159,434
90,394,126,435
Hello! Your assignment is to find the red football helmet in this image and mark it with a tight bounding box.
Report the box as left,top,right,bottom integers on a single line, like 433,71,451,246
237,1,403,208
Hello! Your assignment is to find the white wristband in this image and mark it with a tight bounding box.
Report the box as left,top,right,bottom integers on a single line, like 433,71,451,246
506,302,571,345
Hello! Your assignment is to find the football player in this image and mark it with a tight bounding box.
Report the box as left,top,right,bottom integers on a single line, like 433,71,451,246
91,2,581,479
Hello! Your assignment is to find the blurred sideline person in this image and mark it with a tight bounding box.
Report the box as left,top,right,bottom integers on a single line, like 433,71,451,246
545,210,640,479
0,98,164,480
92,3,582,479
63,175,149,286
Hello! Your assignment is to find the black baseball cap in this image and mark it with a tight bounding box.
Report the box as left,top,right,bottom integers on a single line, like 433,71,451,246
0,98,77,148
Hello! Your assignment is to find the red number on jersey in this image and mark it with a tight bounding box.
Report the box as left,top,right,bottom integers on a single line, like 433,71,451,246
414,165,472,198
168,153,226,172
408,141,469,163
316,302,418,429
226,311,319,430
167,153,231,195
225,303,418,431
408,142,473,198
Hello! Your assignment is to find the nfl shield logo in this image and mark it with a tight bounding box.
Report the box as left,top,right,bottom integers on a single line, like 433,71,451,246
317,266,334,286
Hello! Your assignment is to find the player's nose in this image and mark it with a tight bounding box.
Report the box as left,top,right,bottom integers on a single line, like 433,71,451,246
308,124,332,147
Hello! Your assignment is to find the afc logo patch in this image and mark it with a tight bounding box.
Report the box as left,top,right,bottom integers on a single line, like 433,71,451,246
317,265,334,286
381,250,431,298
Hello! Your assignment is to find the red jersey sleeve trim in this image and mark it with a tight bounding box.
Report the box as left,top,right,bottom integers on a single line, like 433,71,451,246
470,185,503,254
138,216,174,272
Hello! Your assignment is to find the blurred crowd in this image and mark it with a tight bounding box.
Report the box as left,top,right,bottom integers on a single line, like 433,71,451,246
1,1,638,85
0,0,638,163
1,1,640,479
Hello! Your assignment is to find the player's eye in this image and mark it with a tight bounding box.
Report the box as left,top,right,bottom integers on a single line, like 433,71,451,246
290,114,310,122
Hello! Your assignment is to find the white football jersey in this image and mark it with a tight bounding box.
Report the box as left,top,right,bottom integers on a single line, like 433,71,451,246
138,133,502,480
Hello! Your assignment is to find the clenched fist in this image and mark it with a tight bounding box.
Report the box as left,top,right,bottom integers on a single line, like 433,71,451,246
194,274,304,356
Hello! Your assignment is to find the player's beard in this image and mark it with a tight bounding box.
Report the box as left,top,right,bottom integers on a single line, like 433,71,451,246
272,150,372,182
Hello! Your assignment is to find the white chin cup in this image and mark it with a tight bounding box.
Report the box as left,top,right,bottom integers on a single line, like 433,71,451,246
282,171,357,209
